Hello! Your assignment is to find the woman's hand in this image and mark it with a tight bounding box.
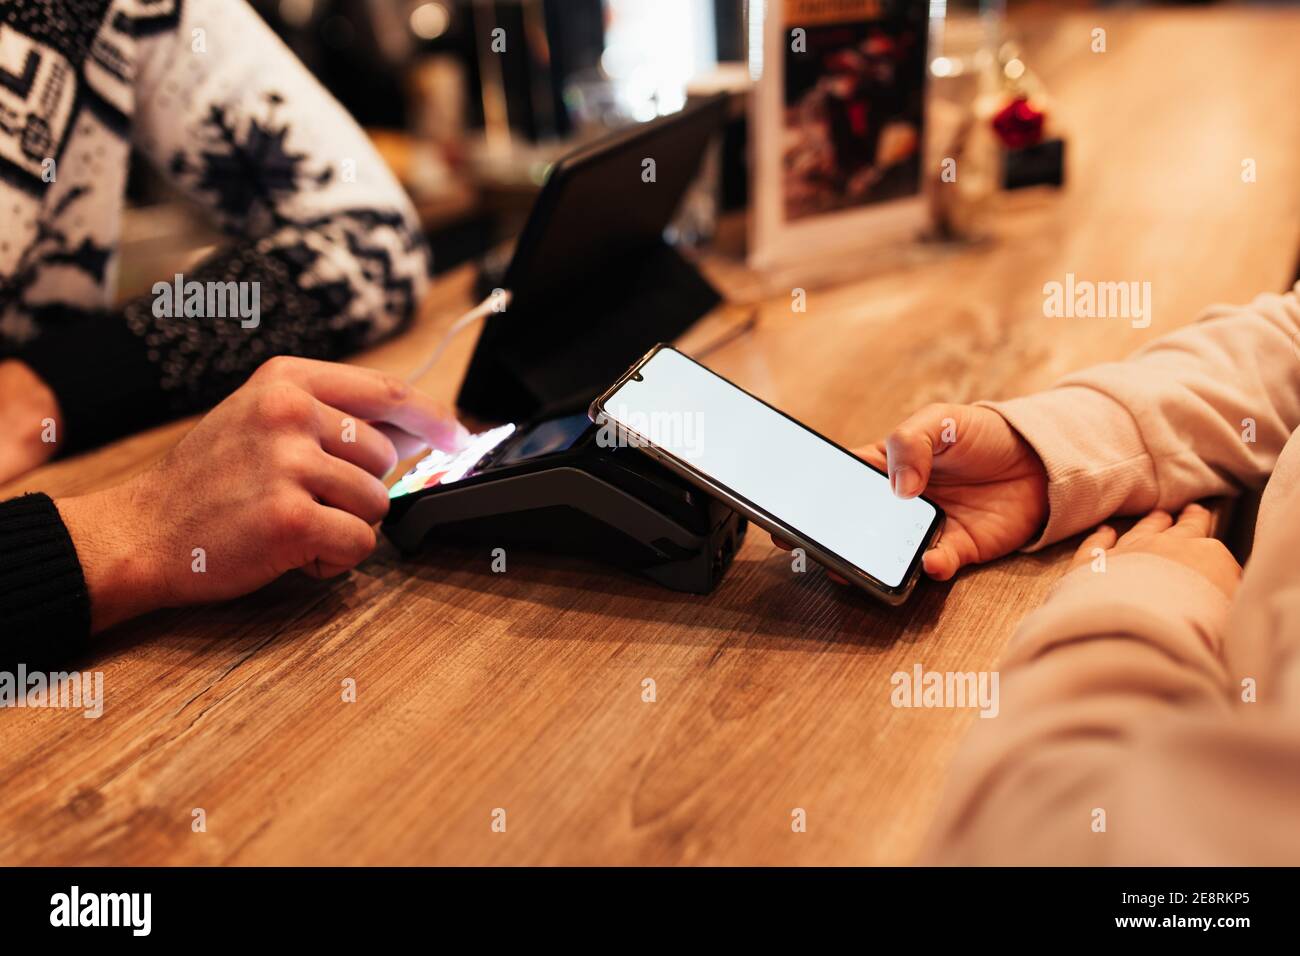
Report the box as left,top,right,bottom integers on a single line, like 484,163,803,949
1071,504,1242,600
0,360,61,484
771,403,1047,583
56,356,468,632
857,403,1051,580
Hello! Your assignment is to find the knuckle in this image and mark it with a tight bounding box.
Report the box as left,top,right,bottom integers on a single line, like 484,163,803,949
365,481,391,522
254,354,302,381
345,523,377,564
275,442,319,480
358,523,378,554
255,383,315,430
378,373,409,406
890,424,923,450
346,476,389,525
271,497,316,543
886,421,911,442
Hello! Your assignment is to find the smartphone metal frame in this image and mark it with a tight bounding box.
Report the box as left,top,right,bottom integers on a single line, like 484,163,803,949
589,344,945,604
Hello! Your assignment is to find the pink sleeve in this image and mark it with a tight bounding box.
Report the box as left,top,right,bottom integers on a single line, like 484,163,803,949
980,285,1300,548
921,553,1237,864
922,547,1300,864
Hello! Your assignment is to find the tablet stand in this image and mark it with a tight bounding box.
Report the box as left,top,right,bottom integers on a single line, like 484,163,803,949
458,240,722,422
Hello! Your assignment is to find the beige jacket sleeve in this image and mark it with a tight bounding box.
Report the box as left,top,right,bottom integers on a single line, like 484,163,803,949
922,547,1300,865
922,285,1300,865
981,284,1300,548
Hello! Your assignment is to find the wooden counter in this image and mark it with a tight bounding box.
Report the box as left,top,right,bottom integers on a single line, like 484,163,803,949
3,7,1299,865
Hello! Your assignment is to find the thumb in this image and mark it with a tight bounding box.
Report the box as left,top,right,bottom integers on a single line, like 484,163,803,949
883,403,962,499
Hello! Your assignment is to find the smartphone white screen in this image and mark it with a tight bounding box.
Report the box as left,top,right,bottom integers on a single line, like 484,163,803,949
600,348,937,588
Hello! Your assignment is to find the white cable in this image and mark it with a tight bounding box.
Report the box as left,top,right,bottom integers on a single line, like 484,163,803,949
405,289,512,385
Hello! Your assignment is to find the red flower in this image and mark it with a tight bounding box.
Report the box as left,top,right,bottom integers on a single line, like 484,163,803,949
992,96,1045,150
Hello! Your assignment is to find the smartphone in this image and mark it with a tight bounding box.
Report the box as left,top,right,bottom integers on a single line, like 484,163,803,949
589,345,944,604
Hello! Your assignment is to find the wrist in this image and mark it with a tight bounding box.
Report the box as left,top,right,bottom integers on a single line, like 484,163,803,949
55,481,166,632
979,388,1155,549
1010,426,1050,534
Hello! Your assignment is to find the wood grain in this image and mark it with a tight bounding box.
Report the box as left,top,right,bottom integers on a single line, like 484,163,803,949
3,8,1299,865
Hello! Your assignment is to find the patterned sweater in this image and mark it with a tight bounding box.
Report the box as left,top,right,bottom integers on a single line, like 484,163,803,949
0,0,429,447
0,0,428,657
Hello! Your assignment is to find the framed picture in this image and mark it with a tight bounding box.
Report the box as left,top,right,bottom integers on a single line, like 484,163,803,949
749,0,932,270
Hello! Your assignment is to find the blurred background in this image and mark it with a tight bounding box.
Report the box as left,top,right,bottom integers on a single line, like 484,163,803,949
118,0,1300,299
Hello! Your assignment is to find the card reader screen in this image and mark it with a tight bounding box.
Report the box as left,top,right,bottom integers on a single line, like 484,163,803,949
493,413,591,466
387,414,594,499
388,424,517,498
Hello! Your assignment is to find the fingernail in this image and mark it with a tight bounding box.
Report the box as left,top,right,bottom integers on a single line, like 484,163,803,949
891,465,921,498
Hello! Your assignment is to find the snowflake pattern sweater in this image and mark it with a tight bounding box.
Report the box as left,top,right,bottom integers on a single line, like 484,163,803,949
0,0,428,656
0,0,429,448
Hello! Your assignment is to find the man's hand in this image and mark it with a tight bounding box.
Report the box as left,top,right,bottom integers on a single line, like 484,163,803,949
0,360,61,483
1071,504,1242,600
55,356,468,632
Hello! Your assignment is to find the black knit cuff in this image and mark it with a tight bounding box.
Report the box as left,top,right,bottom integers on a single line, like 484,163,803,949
0,493,91,664
15,307,165,456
